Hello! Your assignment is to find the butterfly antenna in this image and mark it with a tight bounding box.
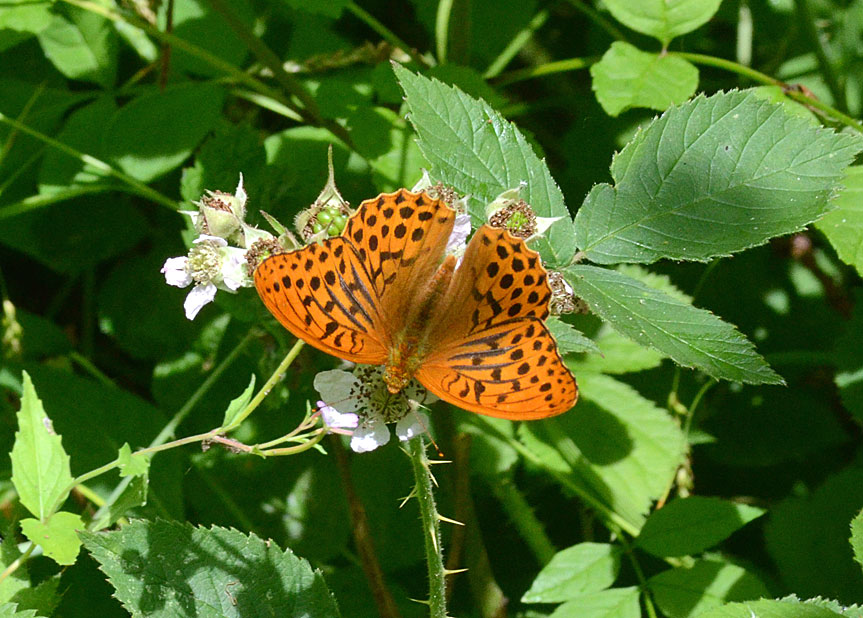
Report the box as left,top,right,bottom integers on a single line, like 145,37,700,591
412,405,445,458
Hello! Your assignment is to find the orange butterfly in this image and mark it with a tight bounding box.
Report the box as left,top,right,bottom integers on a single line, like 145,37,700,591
254,189,577,420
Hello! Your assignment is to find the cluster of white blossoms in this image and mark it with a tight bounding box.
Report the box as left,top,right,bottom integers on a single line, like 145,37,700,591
160,175,272,319
160,172,576,453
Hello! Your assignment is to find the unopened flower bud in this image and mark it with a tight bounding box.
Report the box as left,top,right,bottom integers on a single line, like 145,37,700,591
191,174,248,244
295,146,353,242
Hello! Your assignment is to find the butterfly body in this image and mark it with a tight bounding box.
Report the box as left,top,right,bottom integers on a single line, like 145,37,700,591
255,189,577,419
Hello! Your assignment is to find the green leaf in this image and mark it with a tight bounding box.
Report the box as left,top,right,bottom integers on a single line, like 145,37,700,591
104,83,225,182
0,0,52,34
574,91,863,264
564,265,782,384
10,372,73,520
37,6,117,88
459,416,519,478
0,531,29,605
852,507,863,572
4,578,59,618
179,122,267,204
80,520,340,618
798,597,863,617
38,96,117,193
6,364,184,520
520,374,685,529
697,597,848,618
546,317,600,355
89,475,149,533
98,249,202,360
117,443,150,478
0,195,148,275
522,542,621,603
649,559,770,618
170,0,252,77
0,603,45,618
766,465,863,601
584,374,682,522
20,512,84,566
615,264,693,303
570,325,664,375
834,290,863,424
591,42,699,116
221,375,256,431
550,586,641,618
603,0,723,45
816,165,863,276
394,63,577,268
637,496,765,558
14,309,71,360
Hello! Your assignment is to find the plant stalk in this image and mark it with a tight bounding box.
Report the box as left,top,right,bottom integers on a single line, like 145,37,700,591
407,438,447,618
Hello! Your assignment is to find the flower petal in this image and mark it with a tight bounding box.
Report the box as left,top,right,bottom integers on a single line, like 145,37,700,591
446,213,472,254
161,257,192,288
350,418,391,453
220,248,248,291
194,234,228,247
183,283,217,319
314,369,361,413
396,411,429,442
534,216,562,236
319,400,359,429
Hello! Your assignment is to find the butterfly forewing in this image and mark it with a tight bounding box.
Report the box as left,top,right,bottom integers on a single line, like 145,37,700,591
431,227,553,339
254,237,389,364
343,189,456,335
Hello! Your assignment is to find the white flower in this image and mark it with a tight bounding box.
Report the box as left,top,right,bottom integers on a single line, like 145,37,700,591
314,366,436,453
160,234,251,320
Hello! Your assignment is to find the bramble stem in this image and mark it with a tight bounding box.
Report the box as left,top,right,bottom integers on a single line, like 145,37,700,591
227,338,305,430
407,438,447,618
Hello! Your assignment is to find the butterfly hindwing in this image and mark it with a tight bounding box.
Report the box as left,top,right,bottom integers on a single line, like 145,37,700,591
254,237,389,364
417,318,578,419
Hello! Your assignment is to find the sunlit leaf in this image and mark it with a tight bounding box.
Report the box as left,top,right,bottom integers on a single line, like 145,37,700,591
20,512,84,566
522,543,621,603
564,265,781,384
603,0,723,44
575,91,863,264
591,42,698,116
394,63,577,268
81,520,340,618
10,372,73,520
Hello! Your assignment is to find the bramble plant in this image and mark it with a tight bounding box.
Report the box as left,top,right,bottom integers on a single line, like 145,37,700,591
3,1,863,617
